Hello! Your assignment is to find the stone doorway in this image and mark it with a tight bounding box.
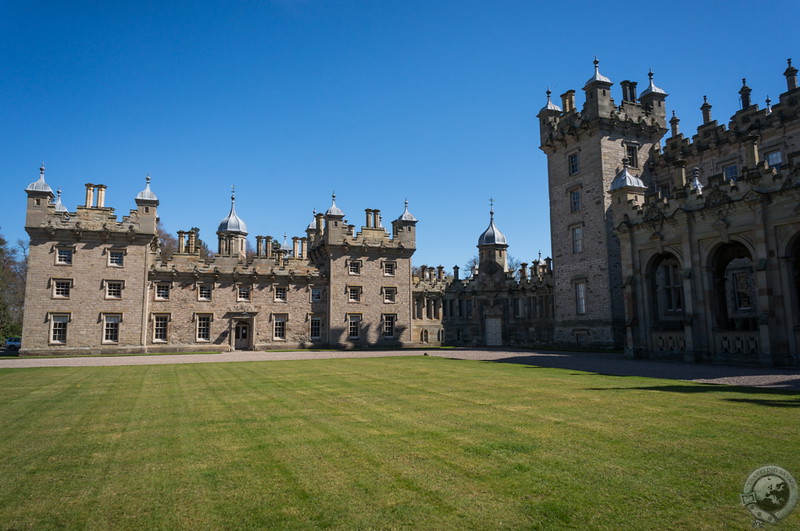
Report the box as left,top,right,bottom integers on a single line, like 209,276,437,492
485,317,502,346
234,321,251,350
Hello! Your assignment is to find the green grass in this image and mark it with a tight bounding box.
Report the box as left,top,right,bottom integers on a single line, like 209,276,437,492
0,357,797,530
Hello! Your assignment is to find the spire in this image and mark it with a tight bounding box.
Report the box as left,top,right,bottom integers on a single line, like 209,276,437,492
325,192,344,218
26,162,54,195
669,110,680,136
54,189,67,212
739,78,752,108
785,58,798,91
135,174,158,202
217,185,248,234
639,69,667,98
539,87,562,114
397,199,417,222
700,95,713,124
307,208,317,230
584,56,611,87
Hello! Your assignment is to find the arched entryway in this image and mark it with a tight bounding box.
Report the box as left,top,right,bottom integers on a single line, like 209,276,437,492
709,241,758,357
647,252,685,354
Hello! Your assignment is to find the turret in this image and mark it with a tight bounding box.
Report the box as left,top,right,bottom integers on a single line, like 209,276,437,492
134,175,159,233
581,58,614,120
476,201,508,274
537,88,562,146
609,159,647,225
216,187,248,259
638,69,668,126
25,163,55,227
391,199,417,247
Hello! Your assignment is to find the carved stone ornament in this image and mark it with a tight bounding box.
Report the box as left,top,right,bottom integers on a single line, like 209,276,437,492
703,186,731,208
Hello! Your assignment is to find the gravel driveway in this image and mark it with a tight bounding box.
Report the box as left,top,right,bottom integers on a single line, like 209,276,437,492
1,348,799,390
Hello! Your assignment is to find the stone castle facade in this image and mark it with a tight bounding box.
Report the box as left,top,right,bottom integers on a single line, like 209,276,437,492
539,58,800,365
21,176,419,354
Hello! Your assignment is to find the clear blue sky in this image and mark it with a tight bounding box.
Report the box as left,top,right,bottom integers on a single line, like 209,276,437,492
2,1,797,269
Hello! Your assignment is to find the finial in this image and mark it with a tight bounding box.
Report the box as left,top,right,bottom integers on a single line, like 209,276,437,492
790,58,794,67
404,198,409,208
622,157,629,169
766,95,772,114
648,68,654,81
489,197,494,217
40,161,45,175
546,87,552,100
231,185,236,202
742,77,747,86
146,173,151,184
703,95,708,104
538,250,542,260
57,188,62,197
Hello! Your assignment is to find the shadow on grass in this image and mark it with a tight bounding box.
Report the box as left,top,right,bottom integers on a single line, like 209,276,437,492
585,384,800,408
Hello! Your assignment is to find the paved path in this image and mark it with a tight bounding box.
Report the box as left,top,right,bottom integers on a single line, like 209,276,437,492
1,348,799,390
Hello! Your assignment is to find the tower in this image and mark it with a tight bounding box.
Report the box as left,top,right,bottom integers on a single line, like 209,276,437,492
538,59,668,348
216,188,248,260
476,202,508,277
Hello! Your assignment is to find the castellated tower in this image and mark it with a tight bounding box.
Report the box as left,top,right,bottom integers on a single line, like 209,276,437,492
538,60,668,348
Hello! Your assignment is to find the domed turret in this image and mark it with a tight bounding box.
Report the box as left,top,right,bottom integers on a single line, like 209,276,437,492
478,206,508,246
325,193,344,218
26,163,54,195
136,175,158,202
477,201,508,274
217,187,248,235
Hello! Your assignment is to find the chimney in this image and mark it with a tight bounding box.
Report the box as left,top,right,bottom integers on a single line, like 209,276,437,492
300,237,307,259
701,96,712,124
620,80,631,102
544,257,552,273
365,209,372,228
188,229,197,254
519,262,528,281
292,237,299,258
315,213,324,232
265,236,273,258
420,265,427,280
373,210,381,228
560,90,575,112
630,81,638,101
785,58,798,91
96,185,107,207
437,265,444,280
256,236,264,257
453,265,460,280
84,183,95,208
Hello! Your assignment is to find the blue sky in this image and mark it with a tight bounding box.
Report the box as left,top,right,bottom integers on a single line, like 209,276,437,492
2,1,798,269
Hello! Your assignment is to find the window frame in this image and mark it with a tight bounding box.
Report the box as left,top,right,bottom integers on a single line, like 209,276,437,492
571,225,583,254
53,278,72,299
347,314,361,338
237,284,252,302
765,150,783,169
382,314,397,338
103,313,121,344
49,313,70,344
383,261,396,276
574,281,587,315
310,316,322,340
55,247,74,265
107,249,125,267
198,284,213,301
383,286,397,303
196,313,212,342
722,164,738,181
567,152,580,175
310,287,322,302
274,286,288,302
625,144,639,168
105,280,124,300
348,286,362,302
155,282,171,300
348,260,362,275
569,188,581,212
153,314,170,342
273,314,288,340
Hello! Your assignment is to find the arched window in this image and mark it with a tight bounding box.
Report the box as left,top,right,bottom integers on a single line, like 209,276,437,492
711,242,756,330
650,253,684,326
421,330,429,343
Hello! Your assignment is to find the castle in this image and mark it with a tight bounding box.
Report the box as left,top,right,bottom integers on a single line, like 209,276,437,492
20,57,800,365
538,58,800,365
21,177,419,354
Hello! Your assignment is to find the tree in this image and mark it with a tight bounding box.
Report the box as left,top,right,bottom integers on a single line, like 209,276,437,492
0,230,25,339
463,254,522,279
156,221,178,261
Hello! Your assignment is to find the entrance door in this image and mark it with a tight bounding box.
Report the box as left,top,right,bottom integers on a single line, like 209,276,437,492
485,318,502,346
234,321,250,350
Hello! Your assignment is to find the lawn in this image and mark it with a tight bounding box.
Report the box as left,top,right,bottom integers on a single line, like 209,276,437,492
0,356,797,530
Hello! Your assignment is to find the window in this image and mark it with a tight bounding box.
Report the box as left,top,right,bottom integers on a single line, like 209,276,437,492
732,271,752,310
153,314,169,342
108,250,124,267
383,314,396,337
53,279,72,298
198,284,212,301
348,260,361,275
106,281,123,299
383,262,396,276
571,226,583,253
197,314,211,341
275,287,287,302
50,314,69,343
103,314,120,343
310,288,322,302
766,151,783,168
570,189,581,212
56,248,73,265
384,287,397,303
310,316,322,339
238,285,251,301
155,283,170,300
274,315,287,340
723,164,738,181
575,281,587,315
626,144,639,168
348,286,361,302
568,152,580,175
348,314,361,338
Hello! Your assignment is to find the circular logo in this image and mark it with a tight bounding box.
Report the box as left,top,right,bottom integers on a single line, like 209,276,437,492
741,466,798,525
